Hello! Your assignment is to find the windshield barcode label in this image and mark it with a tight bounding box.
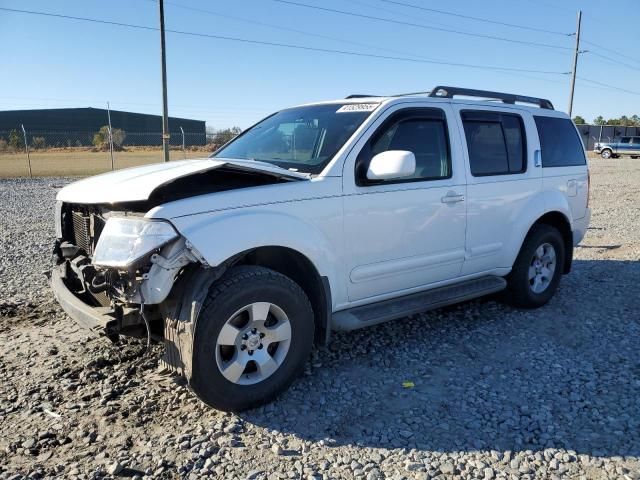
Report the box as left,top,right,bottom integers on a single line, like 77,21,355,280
337,104,379,113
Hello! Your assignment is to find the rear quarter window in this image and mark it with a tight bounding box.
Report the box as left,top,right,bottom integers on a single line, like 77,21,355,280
534,116,586,167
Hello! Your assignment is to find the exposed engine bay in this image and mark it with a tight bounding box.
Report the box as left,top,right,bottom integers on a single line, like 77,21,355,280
51,165,299,341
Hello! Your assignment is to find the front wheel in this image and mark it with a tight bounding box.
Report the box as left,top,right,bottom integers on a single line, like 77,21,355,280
191,266,314,411
600,149,612,159
504,225,565,309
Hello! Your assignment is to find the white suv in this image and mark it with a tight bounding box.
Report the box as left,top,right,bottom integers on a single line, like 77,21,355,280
51,86,590,411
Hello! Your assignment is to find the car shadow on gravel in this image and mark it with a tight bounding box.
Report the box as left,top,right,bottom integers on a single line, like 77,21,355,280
242,259,640,458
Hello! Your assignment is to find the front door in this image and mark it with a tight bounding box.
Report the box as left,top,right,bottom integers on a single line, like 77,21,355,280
342,103,467,303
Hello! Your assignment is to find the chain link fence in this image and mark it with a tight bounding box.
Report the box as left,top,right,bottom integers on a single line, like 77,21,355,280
0,128,240,177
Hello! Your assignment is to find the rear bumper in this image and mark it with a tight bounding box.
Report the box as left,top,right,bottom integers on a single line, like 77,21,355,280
51,264,116,334
572,208,591,246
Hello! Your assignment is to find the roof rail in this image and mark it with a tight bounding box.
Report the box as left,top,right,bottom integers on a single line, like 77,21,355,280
345,94,380,99
428,85,554,110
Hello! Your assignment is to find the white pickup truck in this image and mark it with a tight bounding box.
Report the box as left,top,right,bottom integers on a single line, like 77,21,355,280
51,86,590,411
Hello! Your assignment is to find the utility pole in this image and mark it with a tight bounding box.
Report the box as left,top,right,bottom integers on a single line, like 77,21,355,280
567,10,582,118
21,124,32,178
107,102,114,170
158,0,170,162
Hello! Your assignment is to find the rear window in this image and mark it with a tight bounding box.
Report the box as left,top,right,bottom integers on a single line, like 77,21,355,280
534,116,586,167
461,111,526,176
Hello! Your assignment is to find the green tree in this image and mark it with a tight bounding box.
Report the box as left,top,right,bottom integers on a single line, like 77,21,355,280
8,129,23,150
572,115,586,125
211,127,242,146
92,126,126,149
31,136,46,149
593,116,605,125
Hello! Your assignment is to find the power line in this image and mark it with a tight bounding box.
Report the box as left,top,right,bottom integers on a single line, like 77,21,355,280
378,0,571,36
160,0,451,63
271,0,573,51
577,77,640,97
582,39,640,66
0,6,570,75
585,50,640,73
159,0,569,80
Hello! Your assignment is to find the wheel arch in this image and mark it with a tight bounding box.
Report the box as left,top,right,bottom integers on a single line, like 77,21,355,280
237,246,332,346
524,211,573,273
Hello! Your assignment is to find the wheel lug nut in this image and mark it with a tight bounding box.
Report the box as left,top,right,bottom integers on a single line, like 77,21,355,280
240,345,246,350
242,334,248,340
248,350,254,356
258,344,263,349
260,333,265,338
252,328,257,334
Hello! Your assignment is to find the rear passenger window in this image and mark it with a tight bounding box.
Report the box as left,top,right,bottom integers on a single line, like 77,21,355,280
534,116,586,167
461,111,526,176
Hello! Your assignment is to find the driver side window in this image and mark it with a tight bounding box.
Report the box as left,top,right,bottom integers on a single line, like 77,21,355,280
356,108,451,185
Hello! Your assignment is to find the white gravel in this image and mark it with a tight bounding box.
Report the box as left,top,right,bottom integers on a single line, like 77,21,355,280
1,158,639,479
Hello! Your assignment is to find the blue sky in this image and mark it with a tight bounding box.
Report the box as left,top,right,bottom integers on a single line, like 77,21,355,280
0,0,638,129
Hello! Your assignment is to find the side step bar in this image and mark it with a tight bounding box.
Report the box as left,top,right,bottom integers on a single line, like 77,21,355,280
331,276,507,331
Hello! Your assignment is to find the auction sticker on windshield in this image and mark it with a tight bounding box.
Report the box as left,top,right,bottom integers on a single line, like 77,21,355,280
337,103,379,113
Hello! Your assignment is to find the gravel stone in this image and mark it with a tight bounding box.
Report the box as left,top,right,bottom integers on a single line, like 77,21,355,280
1,158,640,478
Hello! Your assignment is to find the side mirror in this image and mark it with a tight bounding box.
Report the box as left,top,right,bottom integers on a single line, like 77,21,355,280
366,150,416,181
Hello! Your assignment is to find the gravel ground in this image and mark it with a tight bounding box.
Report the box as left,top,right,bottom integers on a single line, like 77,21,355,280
1,158,639,480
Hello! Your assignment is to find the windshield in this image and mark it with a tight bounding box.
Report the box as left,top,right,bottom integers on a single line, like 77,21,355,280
211,103,378,173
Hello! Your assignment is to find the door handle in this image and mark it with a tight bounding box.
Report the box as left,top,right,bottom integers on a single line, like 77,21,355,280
534,149,542,167
441,193,465,203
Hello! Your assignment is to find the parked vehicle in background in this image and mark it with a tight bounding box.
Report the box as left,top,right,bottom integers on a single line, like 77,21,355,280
50,86,590,411
594,136,640,159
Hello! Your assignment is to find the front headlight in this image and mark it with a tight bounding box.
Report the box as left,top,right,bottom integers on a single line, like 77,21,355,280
92,217,179,268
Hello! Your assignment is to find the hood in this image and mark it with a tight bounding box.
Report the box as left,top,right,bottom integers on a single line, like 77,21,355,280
56,158,309,204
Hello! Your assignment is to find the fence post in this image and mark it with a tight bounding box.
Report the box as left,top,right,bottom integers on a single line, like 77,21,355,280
180,126,186,160
107,102,115,171
21,124,32,179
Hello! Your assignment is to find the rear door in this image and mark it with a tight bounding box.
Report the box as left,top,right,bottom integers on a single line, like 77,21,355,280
453,104,541,275
631,137,640,156
534,115,589,220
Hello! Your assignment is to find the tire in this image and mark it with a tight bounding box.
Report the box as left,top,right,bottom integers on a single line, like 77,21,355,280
504,224,565,309
600,149,612,159
190,265,314,411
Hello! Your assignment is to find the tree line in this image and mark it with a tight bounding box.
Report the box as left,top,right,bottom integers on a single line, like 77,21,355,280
573,115,640,126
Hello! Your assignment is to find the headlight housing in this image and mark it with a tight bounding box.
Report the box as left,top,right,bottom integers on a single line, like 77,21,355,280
92,217,179,268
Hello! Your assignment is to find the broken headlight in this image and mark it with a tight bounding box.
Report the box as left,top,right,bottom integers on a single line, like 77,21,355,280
92,217,179,268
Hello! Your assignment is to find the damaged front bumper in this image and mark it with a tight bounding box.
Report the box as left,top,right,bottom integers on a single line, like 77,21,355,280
50,263,120,336
49,234,203,340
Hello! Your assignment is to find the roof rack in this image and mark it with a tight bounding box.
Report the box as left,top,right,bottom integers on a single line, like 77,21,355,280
345,94,380,99
428,85,554,110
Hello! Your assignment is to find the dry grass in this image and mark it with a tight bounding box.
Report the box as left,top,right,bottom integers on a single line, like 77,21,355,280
0,149,211,177
0,149,602,178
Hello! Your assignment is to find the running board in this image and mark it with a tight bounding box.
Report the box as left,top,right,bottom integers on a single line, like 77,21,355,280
331,276,507,331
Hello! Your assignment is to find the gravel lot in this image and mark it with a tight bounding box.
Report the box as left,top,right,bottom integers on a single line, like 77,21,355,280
1,158,639,479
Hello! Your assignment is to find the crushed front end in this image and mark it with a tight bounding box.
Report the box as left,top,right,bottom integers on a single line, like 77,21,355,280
50,201,201,342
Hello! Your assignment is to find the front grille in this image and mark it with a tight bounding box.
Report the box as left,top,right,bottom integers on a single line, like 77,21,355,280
71,211,92,253
65,206,106,256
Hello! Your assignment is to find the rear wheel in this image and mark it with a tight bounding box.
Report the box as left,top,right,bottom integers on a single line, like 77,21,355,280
504,225,565,308
191,266,314,411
